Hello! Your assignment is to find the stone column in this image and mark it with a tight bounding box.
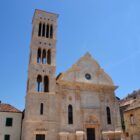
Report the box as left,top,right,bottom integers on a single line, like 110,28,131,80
76,131,84,140
59,132,69,140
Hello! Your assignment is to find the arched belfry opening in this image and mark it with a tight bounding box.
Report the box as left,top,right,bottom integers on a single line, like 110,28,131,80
37,48,41,63
106,106,111,124
38,22,42,36
50,24,53,39
42,49,47,64
44,76,49,92
47,49,51,65
68,105,73,124
36,75,42,92
42,23,46,37
46,24,49,38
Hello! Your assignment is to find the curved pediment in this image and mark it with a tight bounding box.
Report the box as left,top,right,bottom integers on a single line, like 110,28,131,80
86,115,99,124
57,53,114,86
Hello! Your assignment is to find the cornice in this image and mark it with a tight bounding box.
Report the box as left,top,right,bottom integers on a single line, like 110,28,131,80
56,80,117,93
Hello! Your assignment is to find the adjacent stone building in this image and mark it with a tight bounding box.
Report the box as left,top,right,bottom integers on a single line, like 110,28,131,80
21,9,122,140
120,90,140,140
123,99,140,140
0,102,22,140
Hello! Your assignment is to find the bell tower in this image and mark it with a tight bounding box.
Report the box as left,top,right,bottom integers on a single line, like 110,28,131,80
28,9,58,93
22,9,59,140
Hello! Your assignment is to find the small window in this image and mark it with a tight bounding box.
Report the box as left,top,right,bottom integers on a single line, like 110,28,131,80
106,107,111,124
4,135,10,140
27,79,29,92
133,96,136,99
40,103,43,115
125,132,129,137
85,73,91,80
68,105,73,124
130,114,135,125
5,118,13,127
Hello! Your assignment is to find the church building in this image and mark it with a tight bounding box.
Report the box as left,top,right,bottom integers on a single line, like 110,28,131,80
22,9,122,140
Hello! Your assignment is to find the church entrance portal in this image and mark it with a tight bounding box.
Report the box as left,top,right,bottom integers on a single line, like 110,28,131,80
36,134,45,140
87,128,95,140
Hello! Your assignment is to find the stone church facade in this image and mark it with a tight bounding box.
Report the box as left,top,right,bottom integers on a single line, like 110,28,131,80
22,9,122,140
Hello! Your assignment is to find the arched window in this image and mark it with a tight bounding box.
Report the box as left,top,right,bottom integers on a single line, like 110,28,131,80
130,114,135,125
37,48,41,63
36,75,42,92
42,49,46,64
106,107,111,124
50,24,53,39
38,23,42,36
46,24,49,38
68,105,73,124
47,49,51,64
40,103,43,115
42,23,46,37
44,76,49,92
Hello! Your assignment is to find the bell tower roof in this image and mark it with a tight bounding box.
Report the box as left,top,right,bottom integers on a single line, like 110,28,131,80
32,9,59,23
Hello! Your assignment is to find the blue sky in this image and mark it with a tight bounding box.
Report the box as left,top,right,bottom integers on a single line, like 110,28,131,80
0,0,140,110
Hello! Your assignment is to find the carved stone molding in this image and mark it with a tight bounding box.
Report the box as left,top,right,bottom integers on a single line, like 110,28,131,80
57,80,117,93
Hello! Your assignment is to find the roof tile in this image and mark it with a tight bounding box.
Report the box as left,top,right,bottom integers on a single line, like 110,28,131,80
0,103,21,113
